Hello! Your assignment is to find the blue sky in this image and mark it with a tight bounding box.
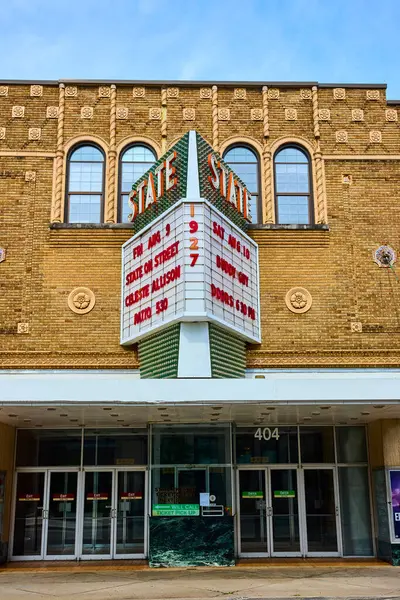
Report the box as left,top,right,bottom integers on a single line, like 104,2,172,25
1,0,399,99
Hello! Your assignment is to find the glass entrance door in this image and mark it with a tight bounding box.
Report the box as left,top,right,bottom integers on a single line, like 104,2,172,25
82,471,113,557
115,471,146,557
269,468,301,555
81,470,146,559
238,470,268,555
12,472,46,559
303,468,340,555
238,468,301,557
12,470,79,560
45,471,78,558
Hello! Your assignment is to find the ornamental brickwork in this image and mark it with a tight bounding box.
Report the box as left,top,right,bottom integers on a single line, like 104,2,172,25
0,81,400,369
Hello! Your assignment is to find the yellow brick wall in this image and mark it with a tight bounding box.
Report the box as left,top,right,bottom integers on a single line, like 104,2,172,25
0,82,400,369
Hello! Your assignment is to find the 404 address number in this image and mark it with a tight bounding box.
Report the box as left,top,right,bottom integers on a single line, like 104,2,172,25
254,427,280,441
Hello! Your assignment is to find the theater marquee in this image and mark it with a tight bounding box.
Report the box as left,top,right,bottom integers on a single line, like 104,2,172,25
120,130,261,346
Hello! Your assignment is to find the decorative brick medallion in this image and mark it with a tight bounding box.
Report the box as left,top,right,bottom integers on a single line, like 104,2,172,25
46,106,59,119
351,322,363,333
183,108,195,121
12,106,25,118
25,171,36,182
65,86,77,97
0,128,5,140
234,88,246,99
132,87,145,98
285,108,297,121
199,88,211,99
30,85,43,97
386,109,398,122
218,108,230,121
116,107,128,119
333,88,346,100
268,89,279,99
352,109,364,122
68,287,96,315
149,107,161,120
366,90,380,100
285,287,312,314
98,86,111,98
0,86,8,97
251,108,263,121
300,89,312,99
28,128,41,141
336,130,348,143
369,130,382,143
342,174,352,184
17,323,30,334
167,87,179,98
81,106,93,119
318,108,331,121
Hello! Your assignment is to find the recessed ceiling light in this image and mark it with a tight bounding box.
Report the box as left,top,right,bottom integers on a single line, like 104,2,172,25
103,407,112,411
78,424,85,427
23,418,31,423
212,407,222,411
255,375,265,379
163,419,171,422
70,419,78,423
267,407,276,411
47,408,56,411
373,405,385,409
117,419,124,422
211,413,220,416
312,412,320,416
320,406,331,410
60,413,68,417
8,414,17,418
303,417,312,420
110,414,119,417
157,407,167,411
35,424,43,428
361,411,370,416
350,417,358,421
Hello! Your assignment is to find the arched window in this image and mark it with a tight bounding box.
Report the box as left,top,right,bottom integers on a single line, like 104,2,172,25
223,145,260,223
119,144,157,222
66,144,105,223
274,145,313,225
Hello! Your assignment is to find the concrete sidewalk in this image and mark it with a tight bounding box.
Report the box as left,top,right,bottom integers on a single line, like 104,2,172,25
0,565,399,600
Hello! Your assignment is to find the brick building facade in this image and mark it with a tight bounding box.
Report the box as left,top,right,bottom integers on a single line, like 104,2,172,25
0,80,400,565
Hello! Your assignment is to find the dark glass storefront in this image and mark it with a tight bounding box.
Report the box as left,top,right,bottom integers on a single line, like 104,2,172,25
10,424,374,563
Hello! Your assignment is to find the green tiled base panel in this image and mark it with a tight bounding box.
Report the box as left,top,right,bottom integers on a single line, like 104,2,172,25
149,516,235,567
138,324,180,379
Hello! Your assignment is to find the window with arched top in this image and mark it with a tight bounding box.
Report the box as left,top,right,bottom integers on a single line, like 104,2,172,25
66,144,105,223
222,145,260,223
274,145,313,225
119,144,157,222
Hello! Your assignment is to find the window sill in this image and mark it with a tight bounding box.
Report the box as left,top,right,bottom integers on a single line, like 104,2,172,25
247,223,329,231
50,223,134,230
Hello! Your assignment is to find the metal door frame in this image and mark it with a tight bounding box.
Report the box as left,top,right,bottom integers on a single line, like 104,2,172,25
237,465,302,558
236,467,269,557
44,468,80,560
268,465,302,557
10,468,80,561
300,465,342,557
113,468,147,560
78,467,147,560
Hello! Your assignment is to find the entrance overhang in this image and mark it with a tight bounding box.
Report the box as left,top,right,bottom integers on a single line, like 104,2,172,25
0,369,399,428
